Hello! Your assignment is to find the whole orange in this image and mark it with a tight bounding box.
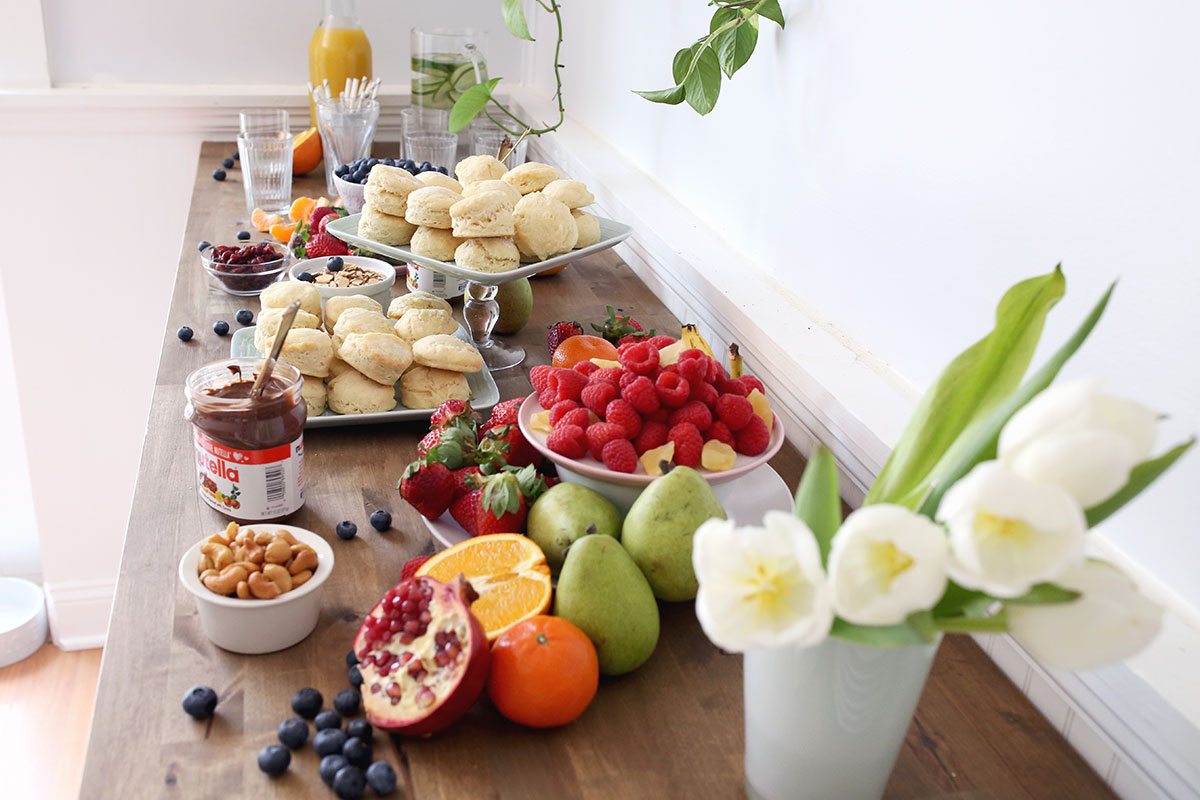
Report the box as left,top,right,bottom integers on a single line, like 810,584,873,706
488,615,599,728
551,334,618,369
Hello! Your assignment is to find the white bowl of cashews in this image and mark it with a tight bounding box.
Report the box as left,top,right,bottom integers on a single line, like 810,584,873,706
178,523,335,655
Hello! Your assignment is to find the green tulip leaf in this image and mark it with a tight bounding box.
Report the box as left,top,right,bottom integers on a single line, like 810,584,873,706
831,611,937,647
793,446,842,565
1085,437,1196,527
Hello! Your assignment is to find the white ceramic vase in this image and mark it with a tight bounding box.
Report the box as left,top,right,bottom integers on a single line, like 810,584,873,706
744,636,941,800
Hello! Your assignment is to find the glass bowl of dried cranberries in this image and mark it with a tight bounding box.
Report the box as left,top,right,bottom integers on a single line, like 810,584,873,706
200,241,291,296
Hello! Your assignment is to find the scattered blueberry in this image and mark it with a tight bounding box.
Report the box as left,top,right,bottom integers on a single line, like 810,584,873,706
277,716,308,749
298,271,316,282
232,150,240,161
212,320,230,336
336,520,358,540
334,688,361,717
235,308,254,325
327,256,344,272
401,159,416,171
257,744,291,777
419,161,434,173
346,719,372,741
197,240,211,251
369,510,392,531
236,230,251,241
366,761,397,795
347,665,363,688
342,736,372,768
176,326,194,342
291,687,323,719
181,685,218,719
314,728,348,758
212,168,226,181
315,709,343,731
437,165,449,175
320,755,350,787
333,765,367,800
345,649,359,668
222,158,235,169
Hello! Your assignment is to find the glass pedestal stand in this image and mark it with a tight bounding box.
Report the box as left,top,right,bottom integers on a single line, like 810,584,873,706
463,281,525,371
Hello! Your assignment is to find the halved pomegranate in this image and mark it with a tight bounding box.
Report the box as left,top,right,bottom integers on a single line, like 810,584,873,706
353,575,490,736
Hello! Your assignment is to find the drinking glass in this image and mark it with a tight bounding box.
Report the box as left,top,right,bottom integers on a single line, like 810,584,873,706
237,109,293,215
410,28,488,110
400,106,450,160
315,97,380,195
404,132,458,170
471,130,527,169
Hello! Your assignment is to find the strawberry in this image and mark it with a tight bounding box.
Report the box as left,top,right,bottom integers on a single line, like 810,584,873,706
451,465,484,499
592,305,654,345
430,399,476,430
477,424,541,469
400,556,429,581
547,321,584,354
309,206,340,234
398,461,456,520
484,398,523,430
451,472,530,536
305,231,350,258
416,425,476,469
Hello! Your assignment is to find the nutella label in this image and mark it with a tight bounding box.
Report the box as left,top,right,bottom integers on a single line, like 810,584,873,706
193,428,304,520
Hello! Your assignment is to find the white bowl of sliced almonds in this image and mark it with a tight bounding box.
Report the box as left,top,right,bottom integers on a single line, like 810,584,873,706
178,523,335,655
290,255,396,311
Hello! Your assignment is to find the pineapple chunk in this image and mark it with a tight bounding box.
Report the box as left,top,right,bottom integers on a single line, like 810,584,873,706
530,410,553,433
701,440,737,472
640,442,676,476
657,340,686,366
747,388,774,429
590,358,621,368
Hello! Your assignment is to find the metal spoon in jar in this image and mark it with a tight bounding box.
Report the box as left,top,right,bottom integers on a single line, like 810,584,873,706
250,301,301,400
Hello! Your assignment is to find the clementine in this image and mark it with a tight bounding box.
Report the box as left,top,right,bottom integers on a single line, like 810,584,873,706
487,615,599,728
551,334,618,369
292,127,323,176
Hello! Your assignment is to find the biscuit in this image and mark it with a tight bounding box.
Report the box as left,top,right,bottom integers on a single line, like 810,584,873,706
502,161,560,195
572,210,601,249
255,307,322,353
277,327,334,378
404,186,461,229
454,237,519,273
542,179,595,209
358,206,417,246
332,307,397,352
412,334,485,373
462,178,521,205
300,375,327,417
367,164,422,196
339,332,414,386
450,191,516,238
454,154,508,186
328,356,354,378
261,281,323,318
328,369,397,414
364,183,409,217
394,308,459,341
324,294,383,332
410,226,463,262
399,365,471,409
513,192,578,261
387,291,453,319
415,171,463,193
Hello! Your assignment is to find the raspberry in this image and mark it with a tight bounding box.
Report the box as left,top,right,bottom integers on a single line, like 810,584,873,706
616,341,639,357
715,393,754,430
669,400,713,433
690,380,719,408
646,407,671,423
621,375,660,415
707,357,726,383
591,366,623,386
604,399,643,439
530,364,553,393
646,335,677,350
586,422,627,461
549,399,581,426
634,420,670,455
538,386,557,409
716,375,748,397
655,372,691,408
600,439,638,473
549,368,588,404
618,341,660,376
707,420,736,449
668,423,704,467
573,360,600,377
618,371,638,390
735,415,771,456
677,351,708,385
546,424,587,459
559,407,592,430
581,380,619,417
741,375,766,395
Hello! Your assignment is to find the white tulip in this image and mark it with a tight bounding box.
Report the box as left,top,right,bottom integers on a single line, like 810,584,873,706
827,504,949,625
1007,560,1163,670
937,461,1086,598
692,511,833,652
999,378,1157,508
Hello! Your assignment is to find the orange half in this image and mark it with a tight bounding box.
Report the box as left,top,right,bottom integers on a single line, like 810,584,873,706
292,127,323,176
416,534,552,642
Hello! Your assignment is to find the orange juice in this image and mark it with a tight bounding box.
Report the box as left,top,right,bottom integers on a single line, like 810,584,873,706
308,21,372,125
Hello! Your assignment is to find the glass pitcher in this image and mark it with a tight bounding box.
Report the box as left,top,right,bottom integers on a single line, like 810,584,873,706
410,28,488,111
309,0,373,127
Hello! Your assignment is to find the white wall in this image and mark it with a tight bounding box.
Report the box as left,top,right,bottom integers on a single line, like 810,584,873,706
0,277,40,581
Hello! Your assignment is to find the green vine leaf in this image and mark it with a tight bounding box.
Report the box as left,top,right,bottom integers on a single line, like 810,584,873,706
684,45,722,115
711,9,758,77
634,86,686,105
449,77,502,132
501,0,535,41
755,0,786,28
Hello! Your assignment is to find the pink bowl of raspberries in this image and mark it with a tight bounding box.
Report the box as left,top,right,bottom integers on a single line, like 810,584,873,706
517,339,784,488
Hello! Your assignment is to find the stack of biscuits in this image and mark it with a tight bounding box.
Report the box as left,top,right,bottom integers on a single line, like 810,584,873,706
355,155,601,272
257,281,483,417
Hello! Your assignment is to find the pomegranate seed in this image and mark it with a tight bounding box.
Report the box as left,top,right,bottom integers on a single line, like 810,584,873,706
386,682,402,698
404,620,420,635
370,682,381,693
407,660,423,677
401,600,417,614
388,619,403,632
447,643,461,659
416,687,435,709
434,652,449,667
419,610,432,624
400,633,413,645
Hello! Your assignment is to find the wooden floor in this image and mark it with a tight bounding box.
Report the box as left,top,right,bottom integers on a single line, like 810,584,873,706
0,644,102,799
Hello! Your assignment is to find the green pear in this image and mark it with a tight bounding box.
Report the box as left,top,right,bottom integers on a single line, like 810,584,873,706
553,534,659,675
493,278,532,334
526,482,622,574
621,466,726,601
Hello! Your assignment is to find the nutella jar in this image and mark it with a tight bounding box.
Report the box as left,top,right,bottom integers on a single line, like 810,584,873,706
184,358,306,522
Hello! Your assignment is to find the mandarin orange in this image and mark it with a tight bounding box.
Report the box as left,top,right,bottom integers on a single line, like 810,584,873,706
487,615,599,728
551,334,618,368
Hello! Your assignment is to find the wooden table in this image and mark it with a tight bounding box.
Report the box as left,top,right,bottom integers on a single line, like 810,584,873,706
80,143,1115,799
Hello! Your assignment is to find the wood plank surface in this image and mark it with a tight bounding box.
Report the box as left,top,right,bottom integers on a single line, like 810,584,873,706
79,142,1114,799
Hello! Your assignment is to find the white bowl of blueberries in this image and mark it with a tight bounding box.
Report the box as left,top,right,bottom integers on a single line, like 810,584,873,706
333,156,452,214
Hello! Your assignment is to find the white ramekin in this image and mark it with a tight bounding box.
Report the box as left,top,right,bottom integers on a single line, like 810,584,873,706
289,255,396,311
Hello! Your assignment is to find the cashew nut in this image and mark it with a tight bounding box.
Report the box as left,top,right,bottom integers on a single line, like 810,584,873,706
203,564,249,596
200,542,234,571
275,529,297,545
236,580,251,599
262,563,293,594
197,553,214,573
291,569,313,588
231,560,261,574
254,530,275,546
265,539,292,565
289,548,318,576
199,568,217,583
248,571,281,599
242,542,265,564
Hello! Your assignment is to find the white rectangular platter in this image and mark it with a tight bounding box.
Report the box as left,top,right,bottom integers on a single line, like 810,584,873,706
325,213,633,285
230,325,499,428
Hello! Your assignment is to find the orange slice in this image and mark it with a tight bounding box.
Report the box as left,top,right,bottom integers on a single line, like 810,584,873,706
269,221,298,243
292,127,323,176
289,196,317,224
251,208,283,232
416,534,552,642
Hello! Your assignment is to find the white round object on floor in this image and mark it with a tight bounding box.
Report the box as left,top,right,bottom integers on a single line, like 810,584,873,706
0,578,48,667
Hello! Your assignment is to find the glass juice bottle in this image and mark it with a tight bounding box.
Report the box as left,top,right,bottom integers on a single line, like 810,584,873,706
308,0,372,126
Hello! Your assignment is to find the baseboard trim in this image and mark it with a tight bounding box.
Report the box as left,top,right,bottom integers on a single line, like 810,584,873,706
43,578,113,651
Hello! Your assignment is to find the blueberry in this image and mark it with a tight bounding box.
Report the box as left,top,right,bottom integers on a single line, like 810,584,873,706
232,150,240,161
315,709,342,731
212,168,226,181
298,271,316,282
320,754,350,787
419,161,433,172
347,665,363,687
291,687,323,719
197,240,211,251
212,320,230,336
406,165,419,175
367,158,379,167
222,158,234,169
369,510,392,531
335,520,358,540
333,765,367,800
176,326,194,342
437,165,449,175
327,256,344,272
181,685,217,719
342,736,372,768
277,716,308,749
335,164,348,177
236,230,250,241
366,762,397,795
351,170,367,183
235,308,253,325
314,728,348,758
346,719,372,740
345,649,359,668
334,688,361,717
257,744,290,777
